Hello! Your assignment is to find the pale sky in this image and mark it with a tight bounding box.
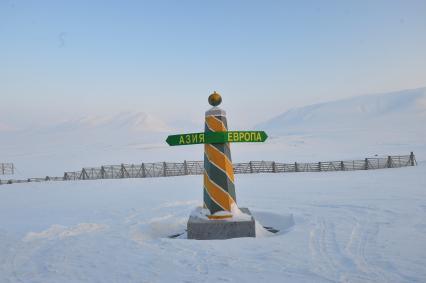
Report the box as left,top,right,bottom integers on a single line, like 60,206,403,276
1,0,426,128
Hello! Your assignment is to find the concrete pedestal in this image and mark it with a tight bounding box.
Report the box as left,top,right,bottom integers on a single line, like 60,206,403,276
187,208,256,240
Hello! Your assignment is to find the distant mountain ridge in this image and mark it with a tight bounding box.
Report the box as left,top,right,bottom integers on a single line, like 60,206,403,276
0,122,16,132
0,112,174,134
49,112,172,133
257,87,426,134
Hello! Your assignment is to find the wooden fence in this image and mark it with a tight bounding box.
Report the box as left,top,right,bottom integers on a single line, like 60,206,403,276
0,153,416,185
0,163,14,175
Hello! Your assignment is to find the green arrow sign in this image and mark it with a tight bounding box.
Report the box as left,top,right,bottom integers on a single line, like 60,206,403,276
166,131,268,146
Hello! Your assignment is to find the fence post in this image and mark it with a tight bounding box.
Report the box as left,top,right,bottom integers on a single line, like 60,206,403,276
129,164,133,177
249,161,254,173
120,164,125,178
1,163,4,175
340,161,344,171
163,162,167,177
81,168,88,180
387,156,392,168
294,162,298,172
184,160,188,175
272,161,277,173
364,158,369,170
410,152,416,166
100,166,105,179
141,163,146,178
318,162,322,172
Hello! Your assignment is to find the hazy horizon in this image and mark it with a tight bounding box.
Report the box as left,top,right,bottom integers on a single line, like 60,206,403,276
2,1,426,128
1,86,425,132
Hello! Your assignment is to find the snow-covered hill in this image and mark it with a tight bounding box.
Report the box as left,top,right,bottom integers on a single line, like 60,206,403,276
0,122,16,132
258,87,426,134
244,88,426,163
47,112,172,134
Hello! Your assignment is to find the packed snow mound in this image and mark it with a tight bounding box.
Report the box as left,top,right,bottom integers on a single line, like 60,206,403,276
23,223,108,242
257,87,426,134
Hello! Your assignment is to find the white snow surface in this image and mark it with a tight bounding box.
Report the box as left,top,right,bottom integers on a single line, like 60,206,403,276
1,87,425,282
1,164,425,282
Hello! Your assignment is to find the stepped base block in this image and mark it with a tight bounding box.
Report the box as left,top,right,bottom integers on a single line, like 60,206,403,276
187,207,256,240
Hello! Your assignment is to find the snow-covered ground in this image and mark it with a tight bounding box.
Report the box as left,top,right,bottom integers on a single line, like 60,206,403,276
1,87,425,282
1,163,425,282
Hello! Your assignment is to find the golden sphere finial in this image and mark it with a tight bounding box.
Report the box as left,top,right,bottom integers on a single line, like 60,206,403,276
208,91,222,106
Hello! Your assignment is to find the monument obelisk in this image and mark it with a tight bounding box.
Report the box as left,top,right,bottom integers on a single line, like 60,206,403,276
166,91,267,239
203,91,237,219
187,92,256,239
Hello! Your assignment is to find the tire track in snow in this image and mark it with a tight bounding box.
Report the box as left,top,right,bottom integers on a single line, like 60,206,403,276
344,217,414,283
309,213,395,282
309,204,414,283
309,217,360,282
344,220,388,282
0,233,27,283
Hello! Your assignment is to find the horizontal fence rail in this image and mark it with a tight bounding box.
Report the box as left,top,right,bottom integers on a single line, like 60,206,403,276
0,163,14,175
0,153,417,185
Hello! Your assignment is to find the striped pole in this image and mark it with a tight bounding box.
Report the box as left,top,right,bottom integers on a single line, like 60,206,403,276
203,92,237,219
